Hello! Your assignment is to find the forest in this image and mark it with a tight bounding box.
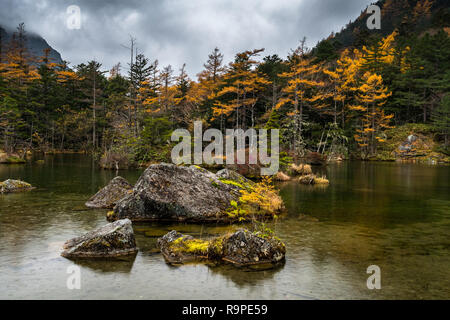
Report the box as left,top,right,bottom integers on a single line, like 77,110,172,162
1,0,449,169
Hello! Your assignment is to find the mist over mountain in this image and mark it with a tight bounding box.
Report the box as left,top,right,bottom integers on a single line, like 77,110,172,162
0,24,63,64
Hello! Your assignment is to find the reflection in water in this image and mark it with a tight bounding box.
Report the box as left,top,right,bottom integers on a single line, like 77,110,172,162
0,155,449,299
73,255,137,274
207,263,284,287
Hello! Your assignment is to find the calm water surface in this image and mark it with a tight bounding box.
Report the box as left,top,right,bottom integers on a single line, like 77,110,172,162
0,155,449,299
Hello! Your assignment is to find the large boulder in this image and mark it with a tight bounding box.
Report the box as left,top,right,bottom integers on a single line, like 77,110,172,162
61,219,138,259
111,164,241,222
85,176,133,209
157,229,286,268
0,179,34,193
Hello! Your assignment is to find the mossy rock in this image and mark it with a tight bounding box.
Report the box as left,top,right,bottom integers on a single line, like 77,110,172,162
112,164,245,222
112,164,283,223
0,179,34,193
157,229,286,268
61,219,138,259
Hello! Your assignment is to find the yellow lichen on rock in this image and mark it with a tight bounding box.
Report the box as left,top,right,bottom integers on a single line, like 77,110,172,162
171,237,210,255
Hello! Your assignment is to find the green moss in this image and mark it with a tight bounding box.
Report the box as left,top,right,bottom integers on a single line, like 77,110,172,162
207,237,224,258
171,237,210,255
169,235,228,258
172,236,186,245
226,199,248,221
218,178,252,191
184,239,209,254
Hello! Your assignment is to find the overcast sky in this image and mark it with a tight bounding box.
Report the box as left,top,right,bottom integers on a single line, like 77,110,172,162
1,0,373,77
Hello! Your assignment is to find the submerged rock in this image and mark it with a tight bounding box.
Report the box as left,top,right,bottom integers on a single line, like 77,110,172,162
61,219,138,259
111,164,242,222
157,229,286,268
0,179,34,193
85,176,133,209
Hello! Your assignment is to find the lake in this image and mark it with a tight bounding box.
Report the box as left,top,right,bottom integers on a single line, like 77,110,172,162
0,155,449,299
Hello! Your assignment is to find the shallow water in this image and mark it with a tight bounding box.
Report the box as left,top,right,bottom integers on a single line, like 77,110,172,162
0,155,449,299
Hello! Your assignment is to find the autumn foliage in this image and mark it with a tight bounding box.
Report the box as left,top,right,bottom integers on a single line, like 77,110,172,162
1,3,449,163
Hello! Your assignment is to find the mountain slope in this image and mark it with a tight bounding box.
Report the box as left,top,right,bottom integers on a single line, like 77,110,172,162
0,25,63,64
325,0,450,49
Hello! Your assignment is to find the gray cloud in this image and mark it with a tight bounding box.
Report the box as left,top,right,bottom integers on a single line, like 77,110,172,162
0,0,373,77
